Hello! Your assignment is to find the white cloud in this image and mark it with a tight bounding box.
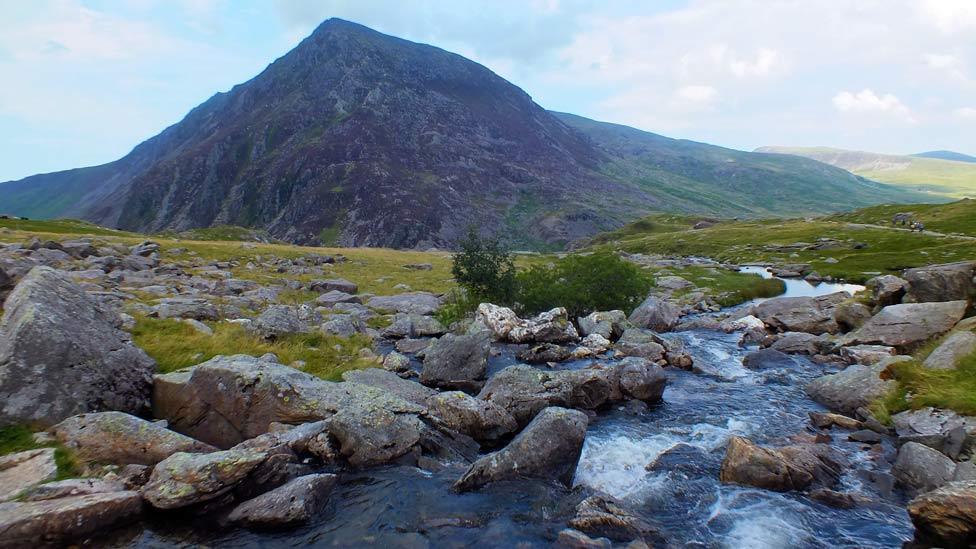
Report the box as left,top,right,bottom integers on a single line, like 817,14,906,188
674,85,719,110
832,89,915,122
956,107,976,120
917,0,976,33
729,48,781,78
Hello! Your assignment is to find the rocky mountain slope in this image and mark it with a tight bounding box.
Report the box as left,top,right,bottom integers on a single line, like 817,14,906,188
0,19,926,249
757,146,976,200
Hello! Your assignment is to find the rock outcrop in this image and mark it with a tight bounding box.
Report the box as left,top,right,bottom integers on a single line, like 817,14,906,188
844,301,968,351
628,296,679,332
908,480,976,547
142,448,269,509
903,261,975,303
0,491,143,546
719,436,844,492
752,293,847,335
228,473,338,528
805,356,908,415
420,333,491,392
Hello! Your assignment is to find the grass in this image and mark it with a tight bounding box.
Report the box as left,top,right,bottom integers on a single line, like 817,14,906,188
0,218,135,236
829,199,976,237
0,425,80,480
156,224,273,242
665,266,786,307
131,316,376,380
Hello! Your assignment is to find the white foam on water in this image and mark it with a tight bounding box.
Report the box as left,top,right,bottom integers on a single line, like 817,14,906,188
574,433,677,499
708,490,813,549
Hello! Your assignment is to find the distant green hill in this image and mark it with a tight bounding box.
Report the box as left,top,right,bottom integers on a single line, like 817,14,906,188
756,146,976,199
913,150,976,164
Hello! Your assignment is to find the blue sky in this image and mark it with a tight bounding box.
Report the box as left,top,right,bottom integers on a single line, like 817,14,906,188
1,0,975,182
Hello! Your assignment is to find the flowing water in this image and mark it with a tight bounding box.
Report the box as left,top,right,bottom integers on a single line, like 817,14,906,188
110,277,917,549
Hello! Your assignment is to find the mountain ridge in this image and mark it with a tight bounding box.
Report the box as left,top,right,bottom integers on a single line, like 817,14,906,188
0,18,931,249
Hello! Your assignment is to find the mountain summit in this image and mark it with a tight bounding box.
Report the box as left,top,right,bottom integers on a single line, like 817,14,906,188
0,19,926,248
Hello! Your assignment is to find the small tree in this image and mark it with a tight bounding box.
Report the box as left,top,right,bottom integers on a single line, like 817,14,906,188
451,227,517,305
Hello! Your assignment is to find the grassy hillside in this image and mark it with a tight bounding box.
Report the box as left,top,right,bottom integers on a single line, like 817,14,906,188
757,146,976,199
828,199,976,237
913,150,976,163
585,200,976,282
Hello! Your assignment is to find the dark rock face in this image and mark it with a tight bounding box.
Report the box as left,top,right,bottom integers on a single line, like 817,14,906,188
908,480,976,547
0,492,143,546
453,407,587,492
903,261,975,303
719,436,844,492
0,266,156,427
228,473,338,528
0,20,915,249
420,333,491,392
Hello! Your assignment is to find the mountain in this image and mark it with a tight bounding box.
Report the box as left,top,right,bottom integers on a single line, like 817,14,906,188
0,19,929,249
757,146,976,200
912,150,976,164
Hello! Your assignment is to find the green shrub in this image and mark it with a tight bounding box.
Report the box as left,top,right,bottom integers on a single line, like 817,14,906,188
451,228,517,304
515,252,652,319
435,289,481,327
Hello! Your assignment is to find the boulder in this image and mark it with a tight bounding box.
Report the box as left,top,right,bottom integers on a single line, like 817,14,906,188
845,301,968,351
0,491,142,546
628,296,679,332
752,293,847,335
320,314,367,338
833,300,872,332
924,330,976,370
556,529,612,549
367,292,442,315
19,477,125,502
342,368,437,407
719,436,844,492
142,448,269,509
903,261,975,303
420,333,490,392
839,344,896,365
474,304,579,344
614,328,666,361
607,357,667,403
427,391,519,443
315,290,361,307
742,348,796,369
152,297,219,321
805,356,908,415
892,442,956,494
809,411,863,431
382,313,446,339
891,407,976,459
769,332,825,355
568,494,659,543
248,304,322,339
382,351,412,374
908,480,976,548
864,275,908,308
575,334,612,358
309,278,358,294
478,365,611,427
228,473,337,528
0,449,57,502
578,310,628,340
517,343,573,364
0,266,156,427
453,407,587,492
51,412,215,466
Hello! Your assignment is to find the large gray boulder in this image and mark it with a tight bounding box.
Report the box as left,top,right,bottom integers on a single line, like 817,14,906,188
0,266,156,427
907,480,976,547
924,330,976,370
893,442,956,495
628,296,679,332
420,333,491,392
891,407,976,459
51,412,215,466
613,328,666,361
844,301,968,351
478,365,612,427
453,407,587,492
719,436,844,491
228,473,337,528
769,332,825,355
805,356,909,415
474,304,579,344
152,297,219,321
381,313,446,339
0,491,143,546
142,448,269,509
341,368,436,407
865,274,908,308
426,391,518,443
752,293,847,335
578,310,628,340
248,304,322,339
903,261,975,303
0,449,57,502
368,292,442,315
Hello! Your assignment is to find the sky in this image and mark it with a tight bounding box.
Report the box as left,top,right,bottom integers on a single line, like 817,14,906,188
1,0,975,182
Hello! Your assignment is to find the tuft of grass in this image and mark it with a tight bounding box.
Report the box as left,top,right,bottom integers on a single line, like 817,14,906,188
872,340,976,422
130,316,375,380
0,425,80,480
365,315,393,329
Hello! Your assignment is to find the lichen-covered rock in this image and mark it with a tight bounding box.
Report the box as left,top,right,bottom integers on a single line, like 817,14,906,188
0,266,156,427
474,304,579,344
924,330,976,370
0,491,143,546
903,261,975,303
248,304,322,339
578,310,628,340
152,297,219,321
426,391,518,443
628,296,679,332
453,407,587,492
420,333,490,392
908,480,976,547
142,448,269,509
844,301,968,351
381,313,446,339
805,356,908,415
0,449,57,502
865,274,908,308
613,329,666,361
19,478,125,502
368,292,442,315
320,314,367,338
478,365,611,427
516,343,573,364
228,473,337,528
315,290,361,307
342,368,437,407
752,293,847,335
568,494,659,543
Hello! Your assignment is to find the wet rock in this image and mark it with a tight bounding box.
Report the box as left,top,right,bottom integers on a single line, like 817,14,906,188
628,296,679,332
809,488,863,509
51,412,215,466
719,436,844,492
568,494,659,543
342,368,436,407
844,301,968,351
142,448,269,509
865,274,908,308
555,528,612,549
924,330,976,370
228,473,337,528
315,290,361,307
453,407,587,492
743,348,796,369
839,344,896,365
152,297,219,321
382,313,446,339
833,300,872,332
368,292,442,315
809,411,863,430
903,261,975,303
805,356,908,415
20,478,124,502
478,365,611,427
0,449,57,502
614,328,666,361
308,278,358,294
908,480,976,548
382,351,412,373
427,391,519,443
893,442,956,494
517,343,573,364
420,333,490,392
752,293,847,335
769,332,825,355
578,310,628,340
249,304,322,339
0,491,143,546
0,266,156,427
848,429,883,444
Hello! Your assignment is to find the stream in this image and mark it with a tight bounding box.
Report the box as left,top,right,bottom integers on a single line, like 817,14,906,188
109,274,917,548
